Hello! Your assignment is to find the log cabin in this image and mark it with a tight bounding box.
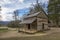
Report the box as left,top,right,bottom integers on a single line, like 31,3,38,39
20,8,49,33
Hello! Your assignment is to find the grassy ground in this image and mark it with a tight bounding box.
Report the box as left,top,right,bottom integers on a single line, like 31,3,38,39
0,32,60,40
0,28,8,33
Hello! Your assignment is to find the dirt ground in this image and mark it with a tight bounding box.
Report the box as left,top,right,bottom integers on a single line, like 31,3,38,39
0,28,60,39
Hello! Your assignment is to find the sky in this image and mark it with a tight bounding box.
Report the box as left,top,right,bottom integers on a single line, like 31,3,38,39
0,0,49,21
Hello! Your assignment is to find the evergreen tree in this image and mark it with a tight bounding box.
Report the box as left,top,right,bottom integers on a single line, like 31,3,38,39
48,0,60,27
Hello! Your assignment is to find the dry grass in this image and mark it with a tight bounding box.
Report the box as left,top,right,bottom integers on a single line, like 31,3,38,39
0,28,60,40
0,32,60,40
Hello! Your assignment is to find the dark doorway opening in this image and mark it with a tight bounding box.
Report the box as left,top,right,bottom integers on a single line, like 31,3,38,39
28,24,30,29
42,23,44,30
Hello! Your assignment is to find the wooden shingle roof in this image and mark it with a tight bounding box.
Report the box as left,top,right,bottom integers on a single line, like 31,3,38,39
20,18,36,24
23,12,41,18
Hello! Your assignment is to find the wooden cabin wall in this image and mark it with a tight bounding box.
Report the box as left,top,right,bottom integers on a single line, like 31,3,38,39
37,18,48,31
30,20,37,30
37,12,48,31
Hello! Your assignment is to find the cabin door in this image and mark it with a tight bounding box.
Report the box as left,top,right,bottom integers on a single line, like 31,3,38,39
28,24,30,29
42,23,44,30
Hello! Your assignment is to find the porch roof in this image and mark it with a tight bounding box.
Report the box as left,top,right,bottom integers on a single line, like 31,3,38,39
20,18,36,24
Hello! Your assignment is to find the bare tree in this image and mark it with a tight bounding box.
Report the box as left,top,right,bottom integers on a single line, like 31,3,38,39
14,10,20,31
